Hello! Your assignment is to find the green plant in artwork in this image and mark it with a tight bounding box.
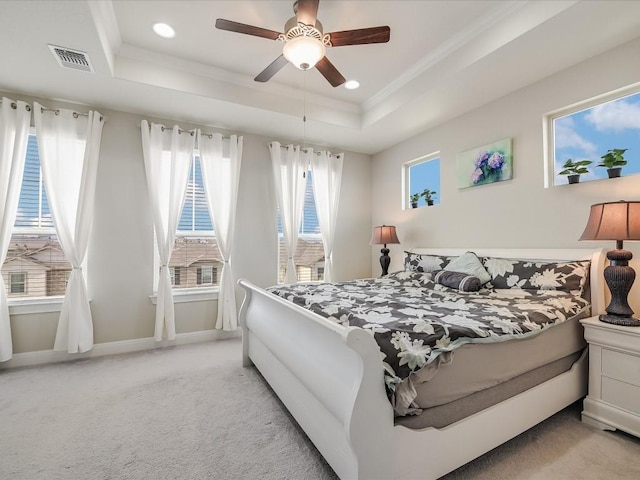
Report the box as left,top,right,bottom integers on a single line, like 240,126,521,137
558,159,592,175
598,148,628,169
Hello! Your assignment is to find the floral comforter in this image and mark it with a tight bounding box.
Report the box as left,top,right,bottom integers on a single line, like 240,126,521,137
267,271,590,413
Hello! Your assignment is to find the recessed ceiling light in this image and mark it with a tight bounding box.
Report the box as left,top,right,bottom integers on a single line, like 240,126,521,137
152,22,175,39
344,80,360,90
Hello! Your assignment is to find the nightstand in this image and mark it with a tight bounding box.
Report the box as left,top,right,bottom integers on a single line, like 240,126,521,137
581,316,640,438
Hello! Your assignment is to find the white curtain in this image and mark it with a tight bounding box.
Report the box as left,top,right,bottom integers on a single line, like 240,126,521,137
141,121,194,341
269,142,308,284
198,131,243,331
0,98,31,362
310,150,344,282
34,103,104,353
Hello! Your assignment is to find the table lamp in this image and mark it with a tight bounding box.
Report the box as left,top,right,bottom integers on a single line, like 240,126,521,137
579,200,640,327
370,225,400,276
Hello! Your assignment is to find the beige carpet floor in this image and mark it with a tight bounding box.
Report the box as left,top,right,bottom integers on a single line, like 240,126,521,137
1,337,639,479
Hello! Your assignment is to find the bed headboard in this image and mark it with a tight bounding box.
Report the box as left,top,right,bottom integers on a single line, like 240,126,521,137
407,247,607,315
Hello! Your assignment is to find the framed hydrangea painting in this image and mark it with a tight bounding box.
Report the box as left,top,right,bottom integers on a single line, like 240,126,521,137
457,138,513,188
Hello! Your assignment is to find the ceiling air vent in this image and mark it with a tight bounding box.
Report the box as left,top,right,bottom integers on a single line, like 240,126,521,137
48,45,95,73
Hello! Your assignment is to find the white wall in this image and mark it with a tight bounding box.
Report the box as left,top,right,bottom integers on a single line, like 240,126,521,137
371,37,640,314
3,92,372,354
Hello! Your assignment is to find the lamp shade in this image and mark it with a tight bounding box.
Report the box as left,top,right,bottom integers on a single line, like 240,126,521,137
283,36,326,70
370,225,400,245
579,201,640,241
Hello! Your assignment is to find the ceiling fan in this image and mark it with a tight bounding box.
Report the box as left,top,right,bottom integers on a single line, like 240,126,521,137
215,0,390,87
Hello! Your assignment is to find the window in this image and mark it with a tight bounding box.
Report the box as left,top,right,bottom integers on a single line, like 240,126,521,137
10,273,26,294
547,88,640,186
196,266,217,285
277,170,324,283
2,133,72,299
157,155,220,292
170,267,181,286
404,153,440,209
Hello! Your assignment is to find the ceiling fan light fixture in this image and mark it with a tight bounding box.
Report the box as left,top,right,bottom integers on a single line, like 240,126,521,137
283,36,326,70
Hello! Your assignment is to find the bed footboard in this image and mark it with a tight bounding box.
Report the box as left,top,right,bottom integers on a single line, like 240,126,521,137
238,279,395,480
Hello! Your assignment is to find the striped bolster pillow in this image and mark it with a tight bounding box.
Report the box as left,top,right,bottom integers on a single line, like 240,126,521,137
433,270,481,292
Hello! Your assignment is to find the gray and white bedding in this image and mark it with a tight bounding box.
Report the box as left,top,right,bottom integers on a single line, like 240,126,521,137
267,258,591,416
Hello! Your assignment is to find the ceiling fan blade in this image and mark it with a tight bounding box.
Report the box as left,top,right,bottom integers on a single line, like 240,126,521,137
315,56,345,88
215,19,281,40
327,26,390,47
255,55,289,82
296,0,319,26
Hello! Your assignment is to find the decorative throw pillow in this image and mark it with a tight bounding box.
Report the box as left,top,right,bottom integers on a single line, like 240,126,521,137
443,251,491,285
433,270,481,292
483,257,591,293
404,251,451,273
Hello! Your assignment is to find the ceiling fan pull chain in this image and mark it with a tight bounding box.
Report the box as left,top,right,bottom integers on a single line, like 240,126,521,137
303,70,307,148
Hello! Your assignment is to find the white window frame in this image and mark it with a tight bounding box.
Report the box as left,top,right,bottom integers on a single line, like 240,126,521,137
150,152,218,305
403,151,440,210
6,129,82,315
543,81,640,188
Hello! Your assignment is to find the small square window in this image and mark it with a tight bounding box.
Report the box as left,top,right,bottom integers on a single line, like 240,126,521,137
547,89,640,186
404,153,440,209
197,266,217,285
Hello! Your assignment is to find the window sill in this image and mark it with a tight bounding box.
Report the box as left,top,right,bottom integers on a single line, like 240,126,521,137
8,296,65,315
149,287,219,305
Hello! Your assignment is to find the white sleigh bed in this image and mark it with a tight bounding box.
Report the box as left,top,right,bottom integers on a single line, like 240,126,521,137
238,248,606,480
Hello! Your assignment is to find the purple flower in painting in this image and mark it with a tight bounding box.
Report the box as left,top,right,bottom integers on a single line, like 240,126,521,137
474,151,490,168
488,152,505,170
471,168,484,184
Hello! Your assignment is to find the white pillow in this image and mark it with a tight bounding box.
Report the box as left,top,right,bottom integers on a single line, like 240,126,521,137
444,252,491,285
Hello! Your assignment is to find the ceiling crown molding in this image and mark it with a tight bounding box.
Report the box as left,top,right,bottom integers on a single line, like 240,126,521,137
363,0,582,115
87,0,122,75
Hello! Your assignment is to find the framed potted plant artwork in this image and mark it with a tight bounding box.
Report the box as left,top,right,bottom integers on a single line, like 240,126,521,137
457,138,513,188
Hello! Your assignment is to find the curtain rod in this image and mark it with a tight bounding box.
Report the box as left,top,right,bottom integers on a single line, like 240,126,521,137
269,142,342,156
39,106,104,122
160,125,194,136
0,100,31,111
0,100,105,121
148,124,235,139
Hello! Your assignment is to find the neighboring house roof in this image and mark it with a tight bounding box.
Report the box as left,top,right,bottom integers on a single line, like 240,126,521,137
279,238,325,268
3,238,70,271
170,238,223,268
2,255,46,271
4,236,325,273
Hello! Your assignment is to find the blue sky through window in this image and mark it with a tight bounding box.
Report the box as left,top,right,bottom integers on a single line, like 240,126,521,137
409,157,440,207
554,91,640,184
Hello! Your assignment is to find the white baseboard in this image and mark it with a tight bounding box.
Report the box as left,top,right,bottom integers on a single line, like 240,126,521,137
0,329,241,369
